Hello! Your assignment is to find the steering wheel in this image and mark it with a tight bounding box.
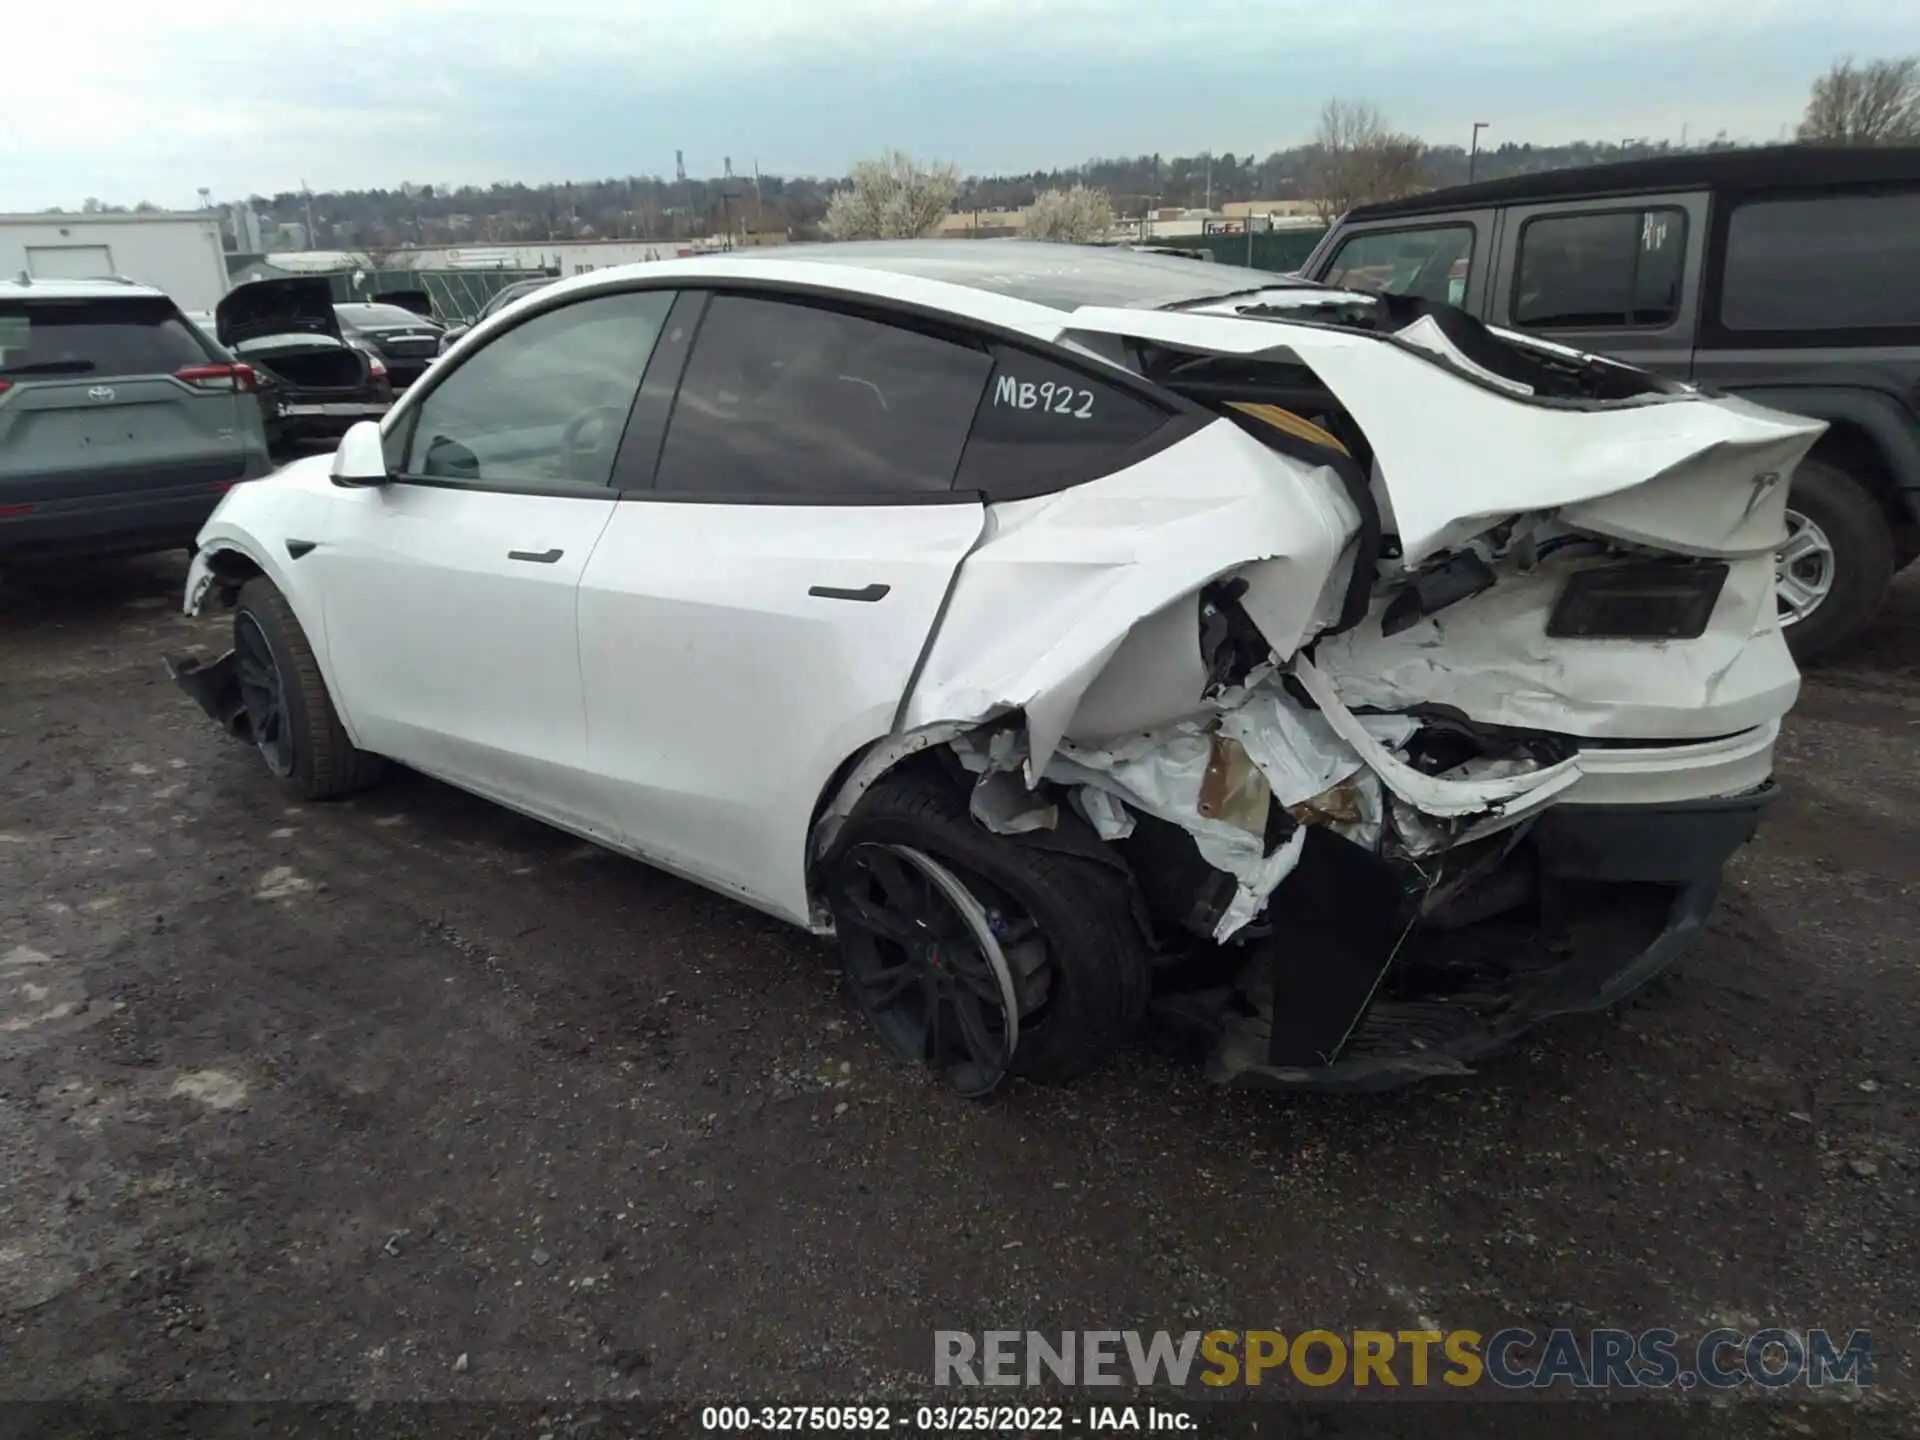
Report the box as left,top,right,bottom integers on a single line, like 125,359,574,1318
559,404,631,482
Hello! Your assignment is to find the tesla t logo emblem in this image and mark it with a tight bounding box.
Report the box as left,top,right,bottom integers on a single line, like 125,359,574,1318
87,385,116,402
1743,471,1781,520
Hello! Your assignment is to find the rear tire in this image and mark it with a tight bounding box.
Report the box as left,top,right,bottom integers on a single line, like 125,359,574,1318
233,577,384,801
1780,459,1893,664
825,777,1151,1093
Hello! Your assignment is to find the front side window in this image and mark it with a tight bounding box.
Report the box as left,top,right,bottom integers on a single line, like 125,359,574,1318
1322,225,1475,306
653,295,994,499
1514,208,1687,330
1721,190,1920,332
401,288,673,489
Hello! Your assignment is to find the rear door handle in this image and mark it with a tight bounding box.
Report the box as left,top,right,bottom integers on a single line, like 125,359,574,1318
508,548,564,564
808,583,890,602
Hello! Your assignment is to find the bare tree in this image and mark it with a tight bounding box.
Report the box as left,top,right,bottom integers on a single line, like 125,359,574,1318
1306,98,1426,223
1024,184,1115,243
821,151,959,240
1797,56,1920,144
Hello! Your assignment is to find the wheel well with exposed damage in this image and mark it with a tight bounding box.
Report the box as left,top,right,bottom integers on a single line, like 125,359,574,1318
199,544,267,607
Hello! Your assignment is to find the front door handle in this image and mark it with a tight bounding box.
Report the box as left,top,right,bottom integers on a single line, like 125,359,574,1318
808,582,890,602
507,548,564,564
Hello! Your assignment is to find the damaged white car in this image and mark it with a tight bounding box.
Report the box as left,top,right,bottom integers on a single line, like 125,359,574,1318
167,241,1821,1096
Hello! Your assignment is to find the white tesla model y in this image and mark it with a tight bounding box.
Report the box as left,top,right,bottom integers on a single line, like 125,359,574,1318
169,241,1820,1095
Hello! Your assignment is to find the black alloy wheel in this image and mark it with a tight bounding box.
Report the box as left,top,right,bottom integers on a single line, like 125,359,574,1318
834,841,1023,1098
234,610,295,777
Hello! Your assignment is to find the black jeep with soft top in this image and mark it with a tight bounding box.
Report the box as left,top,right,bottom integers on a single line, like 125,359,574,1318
1302,145,1920,660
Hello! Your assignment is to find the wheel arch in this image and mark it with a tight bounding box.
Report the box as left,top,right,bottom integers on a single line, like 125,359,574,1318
802,716,1005,913
189,533,366,749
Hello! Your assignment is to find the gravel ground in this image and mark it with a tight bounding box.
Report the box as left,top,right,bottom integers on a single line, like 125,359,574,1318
1,551,1916,1432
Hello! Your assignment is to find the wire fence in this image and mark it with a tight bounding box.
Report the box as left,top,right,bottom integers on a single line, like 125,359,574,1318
1140,229,1326,273
325,268,557,323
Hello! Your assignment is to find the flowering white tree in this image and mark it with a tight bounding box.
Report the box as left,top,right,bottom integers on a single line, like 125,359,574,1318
822,152,961,240
1797,56,1920,144
1024,184,1115,244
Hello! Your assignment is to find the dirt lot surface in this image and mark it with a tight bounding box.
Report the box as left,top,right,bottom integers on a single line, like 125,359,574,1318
2,552,1917,1433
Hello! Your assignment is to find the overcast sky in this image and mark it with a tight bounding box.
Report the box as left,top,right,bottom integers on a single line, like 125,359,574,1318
3,0,1911,210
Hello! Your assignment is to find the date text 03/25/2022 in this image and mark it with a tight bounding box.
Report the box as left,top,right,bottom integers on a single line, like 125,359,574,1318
700,1405,1191,1431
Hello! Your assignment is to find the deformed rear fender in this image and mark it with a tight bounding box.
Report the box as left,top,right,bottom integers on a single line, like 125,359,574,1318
896,419,1362,781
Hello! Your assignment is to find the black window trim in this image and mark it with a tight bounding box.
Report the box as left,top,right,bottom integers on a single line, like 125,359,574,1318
608,278,1208,507
1699,181,1920,351
1320,219,1480,302
1510,203,1691,335
378,274,1211,505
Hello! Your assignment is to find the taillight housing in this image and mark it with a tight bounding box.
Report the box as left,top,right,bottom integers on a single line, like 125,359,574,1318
175,362,256,393
366,355,388,380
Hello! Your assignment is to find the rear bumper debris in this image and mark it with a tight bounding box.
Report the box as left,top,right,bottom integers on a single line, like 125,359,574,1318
1157,785,1777,1090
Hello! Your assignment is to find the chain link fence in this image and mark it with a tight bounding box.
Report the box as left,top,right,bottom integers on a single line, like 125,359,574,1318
325,267,558,323
1140,229,1327,273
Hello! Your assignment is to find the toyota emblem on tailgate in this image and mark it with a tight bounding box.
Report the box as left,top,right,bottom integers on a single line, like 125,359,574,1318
87,385,116,401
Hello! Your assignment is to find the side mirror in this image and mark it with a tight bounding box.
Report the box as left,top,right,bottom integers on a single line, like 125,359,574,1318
330,420,389,488
439,324,470,353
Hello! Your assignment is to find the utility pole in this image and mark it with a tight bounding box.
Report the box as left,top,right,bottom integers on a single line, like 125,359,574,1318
300,179,316,249
1468,122,1489,184
1204,153,1213,212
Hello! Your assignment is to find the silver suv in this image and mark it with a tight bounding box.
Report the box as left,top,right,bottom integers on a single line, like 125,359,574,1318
0,276,273,563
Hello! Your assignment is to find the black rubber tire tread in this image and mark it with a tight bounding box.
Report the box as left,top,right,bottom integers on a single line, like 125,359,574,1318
1784,457,1894,664
234,577,385,801
828,777,1152,1085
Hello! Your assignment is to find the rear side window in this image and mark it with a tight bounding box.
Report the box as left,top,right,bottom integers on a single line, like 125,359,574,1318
0,298,211,379
654,295,993,499
1720,191,1920,331
1321,225,1474,306
954,347,1170,497
1514,208,1687,329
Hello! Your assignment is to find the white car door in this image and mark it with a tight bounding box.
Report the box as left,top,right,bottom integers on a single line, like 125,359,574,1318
316,288,676,831
578,291,997,922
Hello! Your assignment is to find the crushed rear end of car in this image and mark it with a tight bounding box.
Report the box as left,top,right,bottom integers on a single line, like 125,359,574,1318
831,284,1819,1089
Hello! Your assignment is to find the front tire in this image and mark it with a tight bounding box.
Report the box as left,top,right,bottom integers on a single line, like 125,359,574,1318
825,778,1151,1095
233,577,384,801
1779,459,1893,663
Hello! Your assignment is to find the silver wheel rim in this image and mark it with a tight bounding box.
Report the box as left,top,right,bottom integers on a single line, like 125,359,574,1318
1776,508,1834,628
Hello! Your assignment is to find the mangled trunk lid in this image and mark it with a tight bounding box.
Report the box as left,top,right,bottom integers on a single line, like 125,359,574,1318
859,297,1817,1086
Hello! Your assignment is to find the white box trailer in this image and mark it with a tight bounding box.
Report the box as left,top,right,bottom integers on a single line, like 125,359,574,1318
0,213,229,311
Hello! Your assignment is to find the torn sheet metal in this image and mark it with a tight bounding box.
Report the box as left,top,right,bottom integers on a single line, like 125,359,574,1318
1055,305,1828,565
899,418,1361,783
1292,655,1580,822
1042,724,1309,941
1311,550,1800,741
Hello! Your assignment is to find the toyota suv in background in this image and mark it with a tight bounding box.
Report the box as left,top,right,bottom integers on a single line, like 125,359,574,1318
1300,145,1920,661
335,298,446,391
0,276,272,564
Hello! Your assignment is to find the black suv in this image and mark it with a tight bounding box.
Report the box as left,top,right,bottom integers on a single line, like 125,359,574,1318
1301,146,1920,660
